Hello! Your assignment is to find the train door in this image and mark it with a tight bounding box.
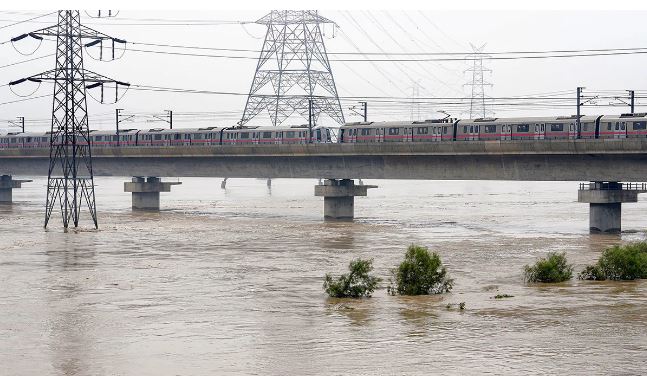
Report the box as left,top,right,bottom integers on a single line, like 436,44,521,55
613,122,622,139
568,122,576,139
501,124,511,140
533,124,544,140
620,121,627,138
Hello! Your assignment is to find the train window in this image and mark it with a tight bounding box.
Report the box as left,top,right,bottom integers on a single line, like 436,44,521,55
517,124,529,132
621,123,626,130
286,131,295,138
388,128,400,135
469,126,473,133
361,128,370,136
463,126,468,133
443,127,448,134
484,125,496,133
113,136,119,141
184,134,191,140
634,121,647,130
550,123,564,132
615,122,619,131
263,131,272,138
193,134,203,140
240,132,249,139
277,132,283,138
154,134,162,140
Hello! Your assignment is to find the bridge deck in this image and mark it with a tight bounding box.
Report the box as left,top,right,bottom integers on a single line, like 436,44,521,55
1,139,647,181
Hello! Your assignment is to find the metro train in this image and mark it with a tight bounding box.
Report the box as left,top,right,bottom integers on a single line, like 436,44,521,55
1,113,646,149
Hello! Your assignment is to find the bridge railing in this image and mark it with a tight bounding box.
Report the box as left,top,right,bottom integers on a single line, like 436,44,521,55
579,182,647,191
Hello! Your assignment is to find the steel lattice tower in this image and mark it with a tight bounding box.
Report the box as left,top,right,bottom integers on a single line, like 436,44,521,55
464,43,493,119
239,10,345,126
10,10,128,229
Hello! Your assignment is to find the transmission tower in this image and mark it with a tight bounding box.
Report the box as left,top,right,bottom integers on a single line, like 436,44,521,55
239,10,345,127
10,10,128,230
464,43,493,119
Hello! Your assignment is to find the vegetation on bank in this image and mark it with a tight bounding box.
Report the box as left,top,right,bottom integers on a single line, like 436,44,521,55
578,242,647,281
523,252,573,283
388,245,453,295
323,258,381,298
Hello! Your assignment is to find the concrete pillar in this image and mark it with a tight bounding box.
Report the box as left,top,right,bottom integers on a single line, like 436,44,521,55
589,203,621,233
0,175,32,204
124,176,181,210
314,179,377,220
578,182,643,233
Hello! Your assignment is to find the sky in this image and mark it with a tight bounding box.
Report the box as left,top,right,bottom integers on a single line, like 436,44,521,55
1,9,647,133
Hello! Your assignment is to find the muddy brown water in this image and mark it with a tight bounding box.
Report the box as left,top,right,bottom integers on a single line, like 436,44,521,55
1,178,646,375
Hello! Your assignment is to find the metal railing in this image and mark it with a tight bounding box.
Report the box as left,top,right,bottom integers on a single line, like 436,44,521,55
579,182,647,191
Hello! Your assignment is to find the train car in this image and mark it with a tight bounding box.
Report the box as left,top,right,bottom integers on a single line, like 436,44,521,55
456,115,598,141
9,132,50,148
599,113,647,139
0,132,28,148
222,125,332,145
339,119,456,143
89,130,120,147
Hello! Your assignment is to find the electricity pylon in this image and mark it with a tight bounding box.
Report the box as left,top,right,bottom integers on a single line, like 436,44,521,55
464,43,493,119
239,10,345,126
10,10,128,230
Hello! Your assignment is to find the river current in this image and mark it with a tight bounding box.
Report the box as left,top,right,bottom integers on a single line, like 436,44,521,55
1,178,646,375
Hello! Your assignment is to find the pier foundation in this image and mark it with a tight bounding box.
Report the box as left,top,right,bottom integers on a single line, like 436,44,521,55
314,179,377,220
0,175,32,203
578,182,645,233
124,177,182,210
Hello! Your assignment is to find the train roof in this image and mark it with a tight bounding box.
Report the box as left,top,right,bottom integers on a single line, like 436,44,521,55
457,115,601,124
342,119,454,128
600,113,647,121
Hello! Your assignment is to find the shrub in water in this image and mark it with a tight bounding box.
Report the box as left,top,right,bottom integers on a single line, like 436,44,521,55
388,245,453,295
523,252,573,283
323,258,381,298
577,265,606,281
579,242,647,281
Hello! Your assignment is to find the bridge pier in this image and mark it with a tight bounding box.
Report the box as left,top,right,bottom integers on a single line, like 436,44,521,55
314,179,377,220
124,177,182,210
0,175,32,203
578,182,646,233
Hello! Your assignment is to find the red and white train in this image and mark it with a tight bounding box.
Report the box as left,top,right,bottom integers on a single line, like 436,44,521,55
1,114,646,148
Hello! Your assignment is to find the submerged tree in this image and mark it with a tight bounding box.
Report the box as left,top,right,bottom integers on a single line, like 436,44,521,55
579,242,647,281
523,252,573,283
324,258,381,298
388,245,453,295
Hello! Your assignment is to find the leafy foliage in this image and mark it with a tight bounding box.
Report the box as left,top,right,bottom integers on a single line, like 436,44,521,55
323,258,381,298
494,294,514,299
388,245,453,296
577,265,606,281
579,242,647,281
523,252,573,283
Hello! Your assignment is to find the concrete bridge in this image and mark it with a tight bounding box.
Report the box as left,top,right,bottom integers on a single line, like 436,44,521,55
2,139,647,232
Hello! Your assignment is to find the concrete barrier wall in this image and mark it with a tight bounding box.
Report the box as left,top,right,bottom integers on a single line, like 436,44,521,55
1,139,647,180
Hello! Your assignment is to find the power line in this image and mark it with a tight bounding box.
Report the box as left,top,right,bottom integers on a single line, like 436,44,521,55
0,11,55,30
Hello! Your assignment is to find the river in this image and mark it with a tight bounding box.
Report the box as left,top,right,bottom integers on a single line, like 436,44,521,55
1,178,646,375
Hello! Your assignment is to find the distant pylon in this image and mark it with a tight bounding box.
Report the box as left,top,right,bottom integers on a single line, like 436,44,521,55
464,43,493,119
10,10,129,230
239,10,345,126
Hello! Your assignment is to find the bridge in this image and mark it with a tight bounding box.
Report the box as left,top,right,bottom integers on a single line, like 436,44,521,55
2,138,647,232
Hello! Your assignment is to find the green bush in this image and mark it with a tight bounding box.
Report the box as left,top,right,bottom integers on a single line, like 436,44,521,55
388,245,453,295
323,258,381,298
579,242,647,281
577,265,606,281
523,252,573,283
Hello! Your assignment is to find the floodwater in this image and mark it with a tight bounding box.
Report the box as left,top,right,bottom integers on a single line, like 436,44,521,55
1,178,646,375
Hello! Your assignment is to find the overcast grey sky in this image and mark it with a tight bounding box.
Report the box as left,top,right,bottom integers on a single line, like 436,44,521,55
1,10,646,132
